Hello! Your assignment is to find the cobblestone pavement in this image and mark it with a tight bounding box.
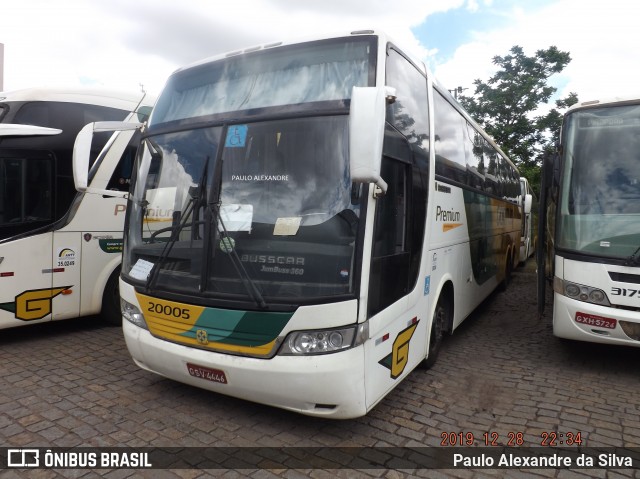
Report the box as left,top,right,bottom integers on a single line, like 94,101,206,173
1,262,640,478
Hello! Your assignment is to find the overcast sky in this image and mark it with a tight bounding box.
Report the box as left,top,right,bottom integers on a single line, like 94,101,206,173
2,0,638,105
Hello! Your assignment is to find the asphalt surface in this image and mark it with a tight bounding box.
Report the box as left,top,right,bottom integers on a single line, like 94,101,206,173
1,261,640,478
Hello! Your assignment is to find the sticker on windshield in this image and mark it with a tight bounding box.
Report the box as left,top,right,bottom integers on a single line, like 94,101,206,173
225,124,248,148
219,237,235,253
130,259,154,281
219,204,253,232
273,217,301,236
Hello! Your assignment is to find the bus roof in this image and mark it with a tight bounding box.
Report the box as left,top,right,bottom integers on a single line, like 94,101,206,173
170,29,428,77
0,87,151,111
566,95,640,113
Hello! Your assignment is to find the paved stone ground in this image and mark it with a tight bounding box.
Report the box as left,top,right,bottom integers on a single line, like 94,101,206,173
1,262,640,478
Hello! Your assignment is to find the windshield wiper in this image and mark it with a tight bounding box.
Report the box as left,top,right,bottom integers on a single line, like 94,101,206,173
146,153,210,291
146,185,202,290
625,245,640,266
208,202,267,309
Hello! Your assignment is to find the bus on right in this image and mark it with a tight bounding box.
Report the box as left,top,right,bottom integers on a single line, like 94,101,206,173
538,96,640,345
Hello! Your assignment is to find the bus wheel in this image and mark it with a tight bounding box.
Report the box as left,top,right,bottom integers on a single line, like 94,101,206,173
500,252,513,291
101,269,121,326
423,292,450,369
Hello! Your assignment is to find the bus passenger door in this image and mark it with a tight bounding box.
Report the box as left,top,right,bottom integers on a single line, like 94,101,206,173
364,156,426,409
0,151,56,327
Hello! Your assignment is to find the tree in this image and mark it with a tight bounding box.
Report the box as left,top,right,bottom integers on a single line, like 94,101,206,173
458,45,578,194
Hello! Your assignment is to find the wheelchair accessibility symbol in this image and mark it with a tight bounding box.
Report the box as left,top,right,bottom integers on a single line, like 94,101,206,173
225,124,248,148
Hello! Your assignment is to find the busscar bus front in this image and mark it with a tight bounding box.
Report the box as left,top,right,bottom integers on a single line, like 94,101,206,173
118,36,390,418
551,100,640,345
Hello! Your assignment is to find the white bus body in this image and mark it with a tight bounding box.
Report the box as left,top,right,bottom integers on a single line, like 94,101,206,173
0,88,153,329
539,96,640,345
76,31,521,418
519,176,536,263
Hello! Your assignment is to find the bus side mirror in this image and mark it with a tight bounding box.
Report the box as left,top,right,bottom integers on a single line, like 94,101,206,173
349,86,391,194
524,193,532,215
73,121,143,197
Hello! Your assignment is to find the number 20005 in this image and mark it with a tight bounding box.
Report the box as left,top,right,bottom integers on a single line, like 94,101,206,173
147,302,190,320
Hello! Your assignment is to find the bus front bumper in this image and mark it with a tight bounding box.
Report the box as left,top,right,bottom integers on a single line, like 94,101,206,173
123,320,368,419
553,293,640,346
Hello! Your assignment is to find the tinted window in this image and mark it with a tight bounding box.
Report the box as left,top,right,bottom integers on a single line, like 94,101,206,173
369,157,410,316
372,157,407,257
0,151,53,239
10,102,129,220
465,125,485,190
434,91,466,184
105,132,142,192
434,89,519,200
152,37,376,124
385,48,429,154
13,102,125,159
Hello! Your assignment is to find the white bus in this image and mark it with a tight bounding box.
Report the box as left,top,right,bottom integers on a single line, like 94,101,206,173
0,88,152,329
75,31,522,418
538,96,640,345
519,176,537,264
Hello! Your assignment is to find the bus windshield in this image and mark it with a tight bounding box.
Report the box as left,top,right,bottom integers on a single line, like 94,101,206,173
558,103,640,258
124,115,361,307
150,37,374,125
123,36,377,308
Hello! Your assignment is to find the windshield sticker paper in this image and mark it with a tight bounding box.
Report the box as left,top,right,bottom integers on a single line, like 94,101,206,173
225,125,248,148
219,204,253,232
130,259,154,281
57,248,76,267
273,217,301,236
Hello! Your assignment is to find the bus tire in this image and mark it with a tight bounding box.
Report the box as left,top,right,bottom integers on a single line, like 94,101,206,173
101,269,122,326
500,251,513,291
423,290,451,369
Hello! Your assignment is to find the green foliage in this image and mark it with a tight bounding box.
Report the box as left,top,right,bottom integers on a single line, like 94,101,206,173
458,45,578,195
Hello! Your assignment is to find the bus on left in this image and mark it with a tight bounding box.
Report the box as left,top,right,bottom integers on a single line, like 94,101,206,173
0,88,153,329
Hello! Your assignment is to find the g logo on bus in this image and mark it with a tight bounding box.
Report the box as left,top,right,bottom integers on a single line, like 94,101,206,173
196,329,209,345
0,286,71,321
379,320,419,379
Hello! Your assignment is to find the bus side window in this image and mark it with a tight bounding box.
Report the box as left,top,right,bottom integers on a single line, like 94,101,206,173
385,46,429,156
106,133,141,192
433,91,466,184
0,154,53,239
368,156,411,316
373,157,407,256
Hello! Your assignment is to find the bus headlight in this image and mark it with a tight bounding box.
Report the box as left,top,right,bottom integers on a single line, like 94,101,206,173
121,299,149,330
554,278,610,307
279,322,368,356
